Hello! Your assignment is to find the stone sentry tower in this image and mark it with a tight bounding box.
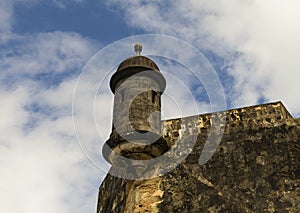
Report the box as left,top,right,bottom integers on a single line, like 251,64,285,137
98,45,300,212
102,44,169,179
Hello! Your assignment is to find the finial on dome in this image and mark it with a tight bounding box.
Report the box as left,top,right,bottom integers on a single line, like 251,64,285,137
134,43,142,56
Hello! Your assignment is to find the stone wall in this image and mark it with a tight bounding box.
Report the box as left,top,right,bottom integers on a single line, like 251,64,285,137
159,102,299,212
162,101,296,140
97,102,300,212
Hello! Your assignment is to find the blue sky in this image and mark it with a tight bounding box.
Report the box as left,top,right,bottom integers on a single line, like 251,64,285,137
12,1,140,42
1,1,300,212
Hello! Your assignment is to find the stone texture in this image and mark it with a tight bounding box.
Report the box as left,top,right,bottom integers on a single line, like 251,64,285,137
103,54,168,167
97,101,300,212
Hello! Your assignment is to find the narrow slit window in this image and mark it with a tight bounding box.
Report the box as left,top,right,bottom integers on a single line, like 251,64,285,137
152,90,156,103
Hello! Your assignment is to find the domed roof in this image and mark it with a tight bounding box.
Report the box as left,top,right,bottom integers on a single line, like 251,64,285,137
116,55,160,72
110,44,165,94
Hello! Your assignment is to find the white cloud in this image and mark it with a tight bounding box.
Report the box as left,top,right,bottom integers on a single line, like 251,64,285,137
155,58,212,119
1,32,96,77
108,0,300,117
2,0,299,212
0,104,102,212
0,0,40,39
0,26,105,212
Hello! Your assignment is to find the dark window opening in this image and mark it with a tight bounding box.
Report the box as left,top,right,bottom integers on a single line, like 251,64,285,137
152,90,156,103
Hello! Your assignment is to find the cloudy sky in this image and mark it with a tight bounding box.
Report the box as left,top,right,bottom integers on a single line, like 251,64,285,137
1,0,300,212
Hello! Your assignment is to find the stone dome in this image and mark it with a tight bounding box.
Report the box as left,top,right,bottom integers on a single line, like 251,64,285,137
110,55,165,93
116,55,160,73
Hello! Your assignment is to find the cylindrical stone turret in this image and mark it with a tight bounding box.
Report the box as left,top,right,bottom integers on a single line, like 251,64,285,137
102,44,169,178
110,55,165,136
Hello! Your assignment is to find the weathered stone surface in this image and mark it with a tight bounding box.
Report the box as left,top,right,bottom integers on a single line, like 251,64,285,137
159,103,299,212
97,102,299,212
